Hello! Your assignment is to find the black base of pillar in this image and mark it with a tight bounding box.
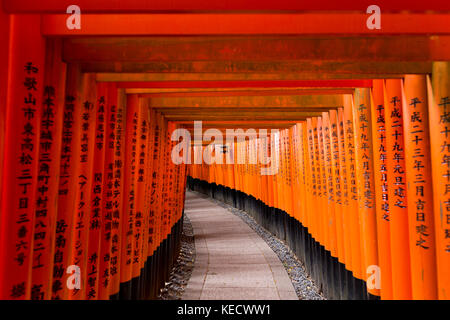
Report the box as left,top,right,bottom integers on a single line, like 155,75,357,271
112,213,184,300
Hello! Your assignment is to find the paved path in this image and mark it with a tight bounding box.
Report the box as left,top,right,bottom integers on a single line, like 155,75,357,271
183,191,298,300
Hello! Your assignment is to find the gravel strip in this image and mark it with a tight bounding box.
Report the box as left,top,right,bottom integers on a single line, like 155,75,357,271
158,215,196,300
211,197,325,300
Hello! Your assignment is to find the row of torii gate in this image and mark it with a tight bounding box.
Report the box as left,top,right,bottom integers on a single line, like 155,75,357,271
0,1,449,300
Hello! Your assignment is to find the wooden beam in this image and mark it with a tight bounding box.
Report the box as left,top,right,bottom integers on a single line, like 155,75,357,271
160,111,323,121
157,107,336,114
182,124,295,130
89,62,427,75
42,13,450,36
63,36,450,62
174,121,298,132
136,89,354,97
145,94,345,109
116,80,370,89
174,120,297,125
6,1,450,13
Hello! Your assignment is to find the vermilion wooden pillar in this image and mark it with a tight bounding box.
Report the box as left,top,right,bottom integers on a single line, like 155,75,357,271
307,118,318,242
275,136,282,211
338,108,352,270
51,64,84,300
69,73,97,300
294,124,306,224
285,130,293,216
269,136,276,207
157,115,168,244
317,117,330,252
0,14,45,300
228,142,235,192
384,79,412,299
0,8,10,211
312,120,322,241
370,80,393,300
133,99,150,290
145,108,156,257
302,123,312,231
329,110,345,264
131,97,147,289
166,122,177,234
109,89,126,298
258,138,264,204
343,95,362,281
402,75,438,300
98,83,118,299
120,94,139,298
428,62,450,299
278,130,286,213
30,39,67,300
322,112,338,258
149,109,161,256
85,82,109,300
353,88,379,297
233,143,239,196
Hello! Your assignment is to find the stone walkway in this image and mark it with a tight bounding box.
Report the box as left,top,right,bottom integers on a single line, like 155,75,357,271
183,191,298,300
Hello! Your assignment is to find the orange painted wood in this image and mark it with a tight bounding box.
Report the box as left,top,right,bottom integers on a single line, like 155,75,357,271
109,89,126,296
61,37,450,64
165,122,177,240
227,142,235,191
270,138,280,208
352,88,379,296
85,82,109,300
0,8,10,216
338,108,352,270
306,119,317,241
281,130,288,214
116,80,370,90
137,89,354,98
52,65,84,300
428,62,450,299
384,79,412,299
149,111,164,254
370,80,393,300
329,110,345,263
0,14,45,300
98,83,118,299
343,95,363,279
317,117,330,252
290,125,299,221
321,113,337,257
233,143,240,199
146,109,157,256
30,39,67,300
131,98,148,279
266,139,274,208
311,117,323,245
302,123,312,230
69,73,97,300
292,124,304,223
402,75,438,300
119,94,139,288
158,116,169,241
140,108,153,272
8,1,450,13
286,130,294,217
40,13,450,36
